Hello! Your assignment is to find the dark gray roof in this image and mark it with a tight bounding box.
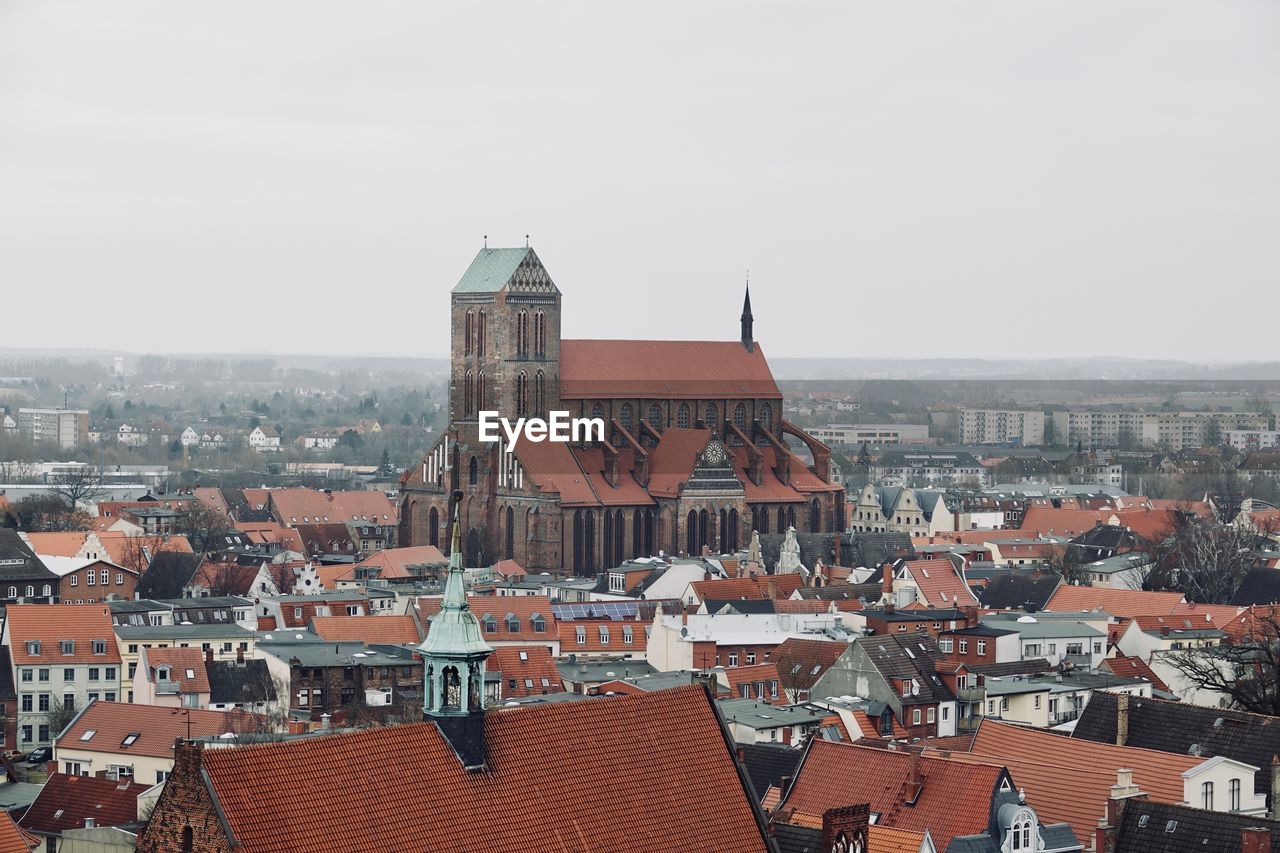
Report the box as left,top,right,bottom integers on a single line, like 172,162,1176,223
136,552,204,599
846,532,916,568
706,599,777,615
207,659,276,704
773,824,822,853
1074,693,1280,797
737,743,803,804
0,529,57,582
978,572,1063,611
1231,567,1280,606
858,633,955,704
968,658,1052,678
1115,800,1280,853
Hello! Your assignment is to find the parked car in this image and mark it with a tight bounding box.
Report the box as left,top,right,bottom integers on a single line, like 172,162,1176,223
25,747,51,764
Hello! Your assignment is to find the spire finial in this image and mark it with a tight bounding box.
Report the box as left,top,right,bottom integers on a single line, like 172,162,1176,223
741,274,755,353
526,233,530,248
483,234,488,249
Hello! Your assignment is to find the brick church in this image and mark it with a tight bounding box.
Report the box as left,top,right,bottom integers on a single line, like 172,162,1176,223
398,246,843,574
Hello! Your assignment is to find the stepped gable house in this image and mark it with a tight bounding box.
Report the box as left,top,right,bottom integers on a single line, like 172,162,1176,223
399,246,842,573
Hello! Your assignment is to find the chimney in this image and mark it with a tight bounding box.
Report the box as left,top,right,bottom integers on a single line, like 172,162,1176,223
320,713,331,730
1116,693,1130,747
1160,625,1170,637
205,647,213,664
882,563,894,596
1271,756,1280,820
903,747,924,803
1242,828,1272,853
236,648,245,667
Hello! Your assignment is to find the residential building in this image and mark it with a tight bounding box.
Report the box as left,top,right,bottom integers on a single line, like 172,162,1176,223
1228,429,1280,452
2,604,123,749
809,423,930,446
717,698,825,745
18,773,151,850
53,700,259,785
38,556,136,603
0,529,59,605
1052,410,1270,450
872,449,986,487
16,407,88,449
960,409,1046,446
247,425,281,451
114,623,255,702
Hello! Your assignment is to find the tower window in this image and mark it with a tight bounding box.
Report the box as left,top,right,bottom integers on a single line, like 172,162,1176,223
534,371,545,415
516,310,528,357
469,456,478,486
476,310,486,357
534,311,546,357
516,373,529,418
464,310,473,355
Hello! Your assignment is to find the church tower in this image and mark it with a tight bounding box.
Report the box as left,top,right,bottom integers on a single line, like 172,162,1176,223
420,496,493,770
449,245,562,425
740,282,754,353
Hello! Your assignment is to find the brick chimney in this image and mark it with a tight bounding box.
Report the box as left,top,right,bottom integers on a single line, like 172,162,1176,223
820,804,870,853
1115,693,1130,747
205,647,213,664
1095,767,1147,852
1242,828,1272,853
882,563,894,596
903,747,924,804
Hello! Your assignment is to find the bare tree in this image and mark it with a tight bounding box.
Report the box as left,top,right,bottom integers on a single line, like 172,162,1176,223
171,501,232,552
12,494,91,532
47,469,106,512
47,700,79,741
1159,610,1280,715
1143,514,1265,604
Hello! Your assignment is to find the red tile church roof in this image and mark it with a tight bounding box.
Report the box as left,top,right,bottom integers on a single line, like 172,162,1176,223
560,339,782,399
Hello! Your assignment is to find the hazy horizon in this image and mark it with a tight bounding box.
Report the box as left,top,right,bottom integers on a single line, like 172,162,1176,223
3,1,1278,360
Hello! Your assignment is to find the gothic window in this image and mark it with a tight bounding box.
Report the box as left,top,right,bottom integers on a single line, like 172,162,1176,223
428,507,439,547
777,507,786,532
728,508,739,551
687,510,698,555
464,310,473,355
516,310,528,357
182,827,194,853
614,509,625,566
760,403,773,432
603,512,614,569
677,403,690,429
733,403,747,430
718,509,728,552
534,311,546,357
476,310,486,356
463,371,474,416
476,370,486,411
705,404,718,428
469,456,478,486
632,508,643,558
505,506,515,560
647,404,662,428
534,371,545,415
698,509,709,554
573,511,584,575
811,498,822,532
442,666,461,710
591,402,605,421
644,508,655,555
584,511,595,573
788,505,797,529
620,403,633,431
516,372,529,418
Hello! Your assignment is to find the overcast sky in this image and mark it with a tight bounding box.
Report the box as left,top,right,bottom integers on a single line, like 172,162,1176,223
2,2,1277,361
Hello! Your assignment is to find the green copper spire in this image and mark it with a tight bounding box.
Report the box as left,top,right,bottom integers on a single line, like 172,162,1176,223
421,502,492,658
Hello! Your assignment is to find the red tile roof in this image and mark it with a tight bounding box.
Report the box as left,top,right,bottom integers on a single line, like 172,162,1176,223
900,559,978,607
1045,586,1185,617
5,604,121,665
648,427,714,497
266,488,397,527
142,647,212,694
781,740,1004,848
309,615,422,645
1222,604,1280,644
415,595,558,646
233,521,304,554
488,646,564,698
18,773,149,835
511,438,601,507
1102,655,1171,692
569,446,656,506
0,812,34,853
560,339,782,400
151,685,771,852
556,618,648,654
349,545,447,581
692,575,805,603
965,719,1201,844
57,701,261,759
722,663,783,703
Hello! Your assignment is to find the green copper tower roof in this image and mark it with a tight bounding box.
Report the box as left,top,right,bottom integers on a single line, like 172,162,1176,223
420,505,492,657
451,247,559,294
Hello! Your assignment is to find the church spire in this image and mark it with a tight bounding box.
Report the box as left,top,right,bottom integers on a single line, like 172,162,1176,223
741,277,754,353
420,493,492,770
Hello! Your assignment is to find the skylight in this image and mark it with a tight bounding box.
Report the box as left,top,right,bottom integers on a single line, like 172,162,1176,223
79,729,96,741
122,732,140,747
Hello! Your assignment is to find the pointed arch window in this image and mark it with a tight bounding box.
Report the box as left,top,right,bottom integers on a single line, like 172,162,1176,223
591,402,605,421
476,310,486,357
760,403,773,433
516,372,529,418
777,507,787,532
469,456,478,486
463,371,474,417
534,371,545,415
811,498,822,532
534,311,546,357
619,403,634,432
428,506,439,546
646,404,662,429
464,310,473,355
505,506,515,560
733,404,747,430
516,310,529,357
705,404,718,428
676,403,690,429
476,370,486,412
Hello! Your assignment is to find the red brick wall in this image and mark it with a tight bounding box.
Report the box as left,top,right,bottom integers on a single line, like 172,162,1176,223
135,740,232,853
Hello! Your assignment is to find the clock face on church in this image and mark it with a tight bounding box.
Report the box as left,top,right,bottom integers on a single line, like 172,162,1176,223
703,440,727,465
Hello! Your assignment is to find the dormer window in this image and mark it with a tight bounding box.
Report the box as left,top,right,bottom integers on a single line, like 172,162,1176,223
156,666,170,682
92,640,107,655
60,641,74,655
25,641,40,656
